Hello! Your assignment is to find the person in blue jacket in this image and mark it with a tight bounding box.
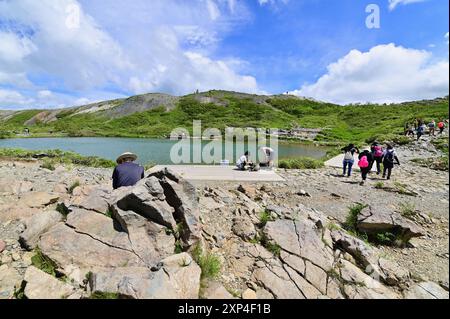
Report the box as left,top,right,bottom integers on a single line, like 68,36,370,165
112,152,144,189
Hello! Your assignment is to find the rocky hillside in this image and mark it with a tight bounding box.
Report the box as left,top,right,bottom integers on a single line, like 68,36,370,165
0,136,448,299
1,92,448,143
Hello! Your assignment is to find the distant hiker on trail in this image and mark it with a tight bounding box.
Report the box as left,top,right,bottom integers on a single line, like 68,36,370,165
112,152,144,189
237,151,252,171
438,120,445,134
341,144,359,177
260,146,275,168
417,123,426,141
370,141,384,175
382,144,400,180
358,149,373,185
428,120,436,136
405,124,415,137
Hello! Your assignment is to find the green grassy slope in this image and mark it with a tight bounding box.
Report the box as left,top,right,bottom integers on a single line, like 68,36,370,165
1,91,448,146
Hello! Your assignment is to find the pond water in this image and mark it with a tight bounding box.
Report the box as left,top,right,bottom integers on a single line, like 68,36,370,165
0,137,330,165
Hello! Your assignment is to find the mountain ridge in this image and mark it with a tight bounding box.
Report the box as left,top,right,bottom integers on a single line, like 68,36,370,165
1,90,448,144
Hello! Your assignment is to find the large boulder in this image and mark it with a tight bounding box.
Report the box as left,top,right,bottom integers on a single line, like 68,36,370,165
38,223,144,275
357,206,424,243
0,265,22,299
111,206,175,267
18,192,59,208
116,179,177,229
65,208,132,251
0,203,41,223
403,281,449,299
263,218,334,271
92,253,202,299
0,179,33,195
147,168,201,246
23,266,74,299
338,259,399,299
19,210,64,250
70,185,111,214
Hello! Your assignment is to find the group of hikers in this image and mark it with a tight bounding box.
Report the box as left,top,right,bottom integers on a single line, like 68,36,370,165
404,118,448,141
341,141,400,185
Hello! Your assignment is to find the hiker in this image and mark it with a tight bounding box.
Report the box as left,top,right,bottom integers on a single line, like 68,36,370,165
260,146,275,168
417,123,426,141
341,144,359,177
358,149,373,185
428,120,436,136
405,124,415,137
236,151,252,171
370,141,384,175
438,120,445,134
112,152,144,189
381,144,400,180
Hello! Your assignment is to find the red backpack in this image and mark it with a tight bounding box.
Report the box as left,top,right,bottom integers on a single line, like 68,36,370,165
374,146,383,157
358,156,369,168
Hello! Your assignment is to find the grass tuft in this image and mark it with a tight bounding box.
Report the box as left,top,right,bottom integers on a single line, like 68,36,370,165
191,244,221,280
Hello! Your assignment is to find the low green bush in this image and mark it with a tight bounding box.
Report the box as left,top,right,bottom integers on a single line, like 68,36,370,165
278,157,324,169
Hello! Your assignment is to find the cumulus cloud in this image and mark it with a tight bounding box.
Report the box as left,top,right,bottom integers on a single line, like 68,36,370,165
0,0,259,109
388,0,427,11
292,44,449,105
0,89,34,107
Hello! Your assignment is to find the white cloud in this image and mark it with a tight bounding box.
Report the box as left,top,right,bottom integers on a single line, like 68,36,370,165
206,0,221,21
37,90,53,98
258,0,289,6
293,44,449,105
446,32,449,44
0,89,34,107
0,0,259,109
388,0,426,11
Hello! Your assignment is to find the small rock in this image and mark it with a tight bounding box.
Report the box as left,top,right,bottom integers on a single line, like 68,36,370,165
232,217,256,241
203,281,235,299
11,252,21,261
242,289,257,299
0,240,5,253
297,189,311,197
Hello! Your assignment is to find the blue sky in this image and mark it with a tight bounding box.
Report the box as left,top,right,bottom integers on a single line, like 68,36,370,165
0,0,448,109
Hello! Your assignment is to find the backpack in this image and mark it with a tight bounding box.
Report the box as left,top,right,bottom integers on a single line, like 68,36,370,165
358,155,369,168
438,122,445,128
385,150,395,164
344,150,354,160
374,146,383,158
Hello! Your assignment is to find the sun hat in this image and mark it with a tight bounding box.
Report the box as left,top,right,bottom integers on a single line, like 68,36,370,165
116,152,138,164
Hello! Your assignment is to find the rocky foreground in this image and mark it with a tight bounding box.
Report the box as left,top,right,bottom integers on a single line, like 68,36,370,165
0,140,449,299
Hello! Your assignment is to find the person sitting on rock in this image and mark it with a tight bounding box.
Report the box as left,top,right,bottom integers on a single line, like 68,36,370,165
112,152,144,189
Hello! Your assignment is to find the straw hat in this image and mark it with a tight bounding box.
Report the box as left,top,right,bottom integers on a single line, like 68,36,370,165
116,152,137,164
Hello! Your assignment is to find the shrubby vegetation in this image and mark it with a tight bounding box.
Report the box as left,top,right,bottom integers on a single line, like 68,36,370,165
1,93,447,146
278,157,324,169
0,148,115,168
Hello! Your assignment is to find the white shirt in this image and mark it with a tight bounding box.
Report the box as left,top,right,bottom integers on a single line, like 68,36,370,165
237,155,247,166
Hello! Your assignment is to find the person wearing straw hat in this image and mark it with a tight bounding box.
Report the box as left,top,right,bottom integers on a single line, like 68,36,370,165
112,152,144,189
